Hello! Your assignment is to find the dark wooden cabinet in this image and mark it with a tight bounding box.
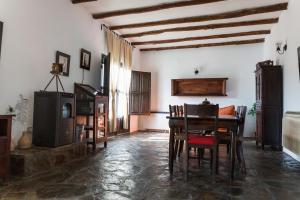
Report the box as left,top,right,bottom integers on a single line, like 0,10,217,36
0,115,13,183
171,78,228,96
33,92,75,147
255,65,283,150
130,71,151,115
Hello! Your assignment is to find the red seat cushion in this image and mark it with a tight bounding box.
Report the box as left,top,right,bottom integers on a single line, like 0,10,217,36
188,134,217,145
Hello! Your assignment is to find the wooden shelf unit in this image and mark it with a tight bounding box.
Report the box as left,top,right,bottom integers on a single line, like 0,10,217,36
171,78,228,96
75,83,108,150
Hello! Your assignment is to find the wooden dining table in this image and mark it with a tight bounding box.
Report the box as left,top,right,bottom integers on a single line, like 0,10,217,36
167,115,240,182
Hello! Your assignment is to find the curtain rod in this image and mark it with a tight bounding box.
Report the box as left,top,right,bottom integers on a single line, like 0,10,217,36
101,24,135,48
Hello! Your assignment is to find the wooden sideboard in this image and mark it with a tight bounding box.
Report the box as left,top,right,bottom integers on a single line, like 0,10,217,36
0,115,13,183
171,78,228,96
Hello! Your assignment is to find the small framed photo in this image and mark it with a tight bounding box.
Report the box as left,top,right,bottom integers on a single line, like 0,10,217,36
56,51,71,76
80,49,91,70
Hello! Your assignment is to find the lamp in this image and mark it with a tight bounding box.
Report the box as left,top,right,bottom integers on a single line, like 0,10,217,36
276,42,288,55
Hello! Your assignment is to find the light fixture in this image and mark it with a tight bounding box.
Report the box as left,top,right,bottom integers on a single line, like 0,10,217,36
276,42,288,55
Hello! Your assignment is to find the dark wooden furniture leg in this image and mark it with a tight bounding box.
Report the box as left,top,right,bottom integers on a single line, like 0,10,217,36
184,139,188,181
230,127,237,182
178,140,184,157
169,128,174,175
174,139,179,160
236,142,246,174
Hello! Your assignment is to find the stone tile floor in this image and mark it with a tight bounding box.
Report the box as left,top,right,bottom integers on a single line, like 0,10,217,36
1,132,300,200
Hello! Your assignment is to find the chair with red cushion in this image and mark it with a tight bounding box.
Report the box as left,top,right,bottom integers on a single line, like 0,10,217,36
169,105,185,160
183,103,219,180
219,106,247,174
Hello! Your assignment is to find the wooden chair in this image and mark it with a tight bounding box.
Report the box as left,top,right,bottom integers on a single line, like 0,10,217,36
219,106,247,174
169,105,185,159
184,103,219,180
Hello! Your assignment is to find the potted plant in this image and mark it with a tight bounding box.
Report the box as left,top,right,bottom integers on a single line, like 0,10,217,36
248,103,256,117
248,103,257,139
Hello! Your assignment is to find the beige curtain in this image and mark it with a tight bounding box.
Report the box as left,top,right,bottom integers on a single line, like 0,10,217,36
106,30,133,131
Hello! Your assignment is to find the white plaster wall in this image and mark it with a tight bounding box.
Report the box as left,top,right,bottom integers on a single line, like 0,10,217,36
138,44,264,137
264,0,300,112
0,0,107,141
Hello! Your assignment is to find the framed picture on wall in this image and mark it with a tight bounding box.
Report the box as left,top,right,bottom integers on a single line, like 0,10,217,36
80,49,91,70
0,21,3,57
298,47,300,79
56,51,71,76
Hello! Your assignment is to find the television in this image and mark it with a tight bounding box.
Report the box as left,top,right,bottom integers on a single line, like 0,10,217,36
100,53,110,96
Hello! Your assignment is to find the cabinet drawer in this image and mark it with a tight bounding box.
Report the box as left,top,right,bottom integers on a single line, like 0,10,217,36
0,138,8,155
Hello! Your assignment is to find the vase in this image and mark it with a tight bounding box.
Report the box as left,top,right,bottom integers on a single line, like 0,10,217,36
18,129,32,149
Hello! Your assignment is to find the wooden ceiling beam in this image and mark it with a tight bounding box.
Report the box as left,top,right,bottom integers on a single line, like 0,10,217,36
140,38,265,51
122,18,278,38
71,0,97,4
132,30,270,45
111,3,288,30
92,0,225,19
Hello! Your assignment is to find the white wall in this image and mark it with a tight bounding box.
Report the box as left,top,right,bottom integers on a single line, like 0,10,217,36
138,44,264,137
264,0,300,112
0,0,107,141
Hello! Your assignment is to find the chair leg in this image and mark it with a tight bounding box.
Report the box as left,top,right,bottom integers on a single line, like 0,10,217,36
227,143,230,155
174,140,179,160
212,146,217,180
178,140,184,157
236,143,246,175
197,148,201,167
184,144,189,181
210,149,213,171
216,145,219,175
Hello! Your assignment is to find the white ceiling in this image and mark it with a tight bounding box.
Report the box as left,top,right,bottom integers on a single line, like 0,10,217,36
77,0,289,51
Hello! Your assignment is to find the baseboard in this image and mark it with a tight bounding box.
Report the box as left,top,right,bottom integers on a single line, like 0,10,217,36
146,129,169,133
283,147,300,162
133,129,169,133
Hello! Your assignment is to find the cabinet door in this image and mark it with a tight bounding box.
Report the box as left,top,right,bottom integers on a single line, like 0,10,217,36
263,107,282,146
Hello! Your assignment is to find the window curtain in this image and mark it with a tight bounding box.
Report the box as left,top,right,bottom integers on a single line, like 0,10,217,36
106,30,132,132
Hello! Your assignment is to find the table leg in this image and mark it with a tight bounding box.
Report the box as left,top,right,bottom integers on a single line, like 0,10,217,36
229,128,237,182
169,128,174,175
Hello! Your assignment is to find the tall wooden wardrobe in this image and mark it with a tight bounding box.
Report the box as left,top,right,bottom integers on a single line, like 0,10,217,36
255,63,283,150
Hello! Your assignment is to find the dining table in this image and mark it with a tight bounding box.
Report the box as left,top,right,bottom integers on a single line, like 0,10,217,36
167,115,240,182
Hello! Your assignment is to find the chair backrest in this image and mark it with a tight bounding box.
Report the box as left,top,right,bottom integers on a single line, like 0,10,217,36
184,104,219,134
169,105,184,117
236,106,247,137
